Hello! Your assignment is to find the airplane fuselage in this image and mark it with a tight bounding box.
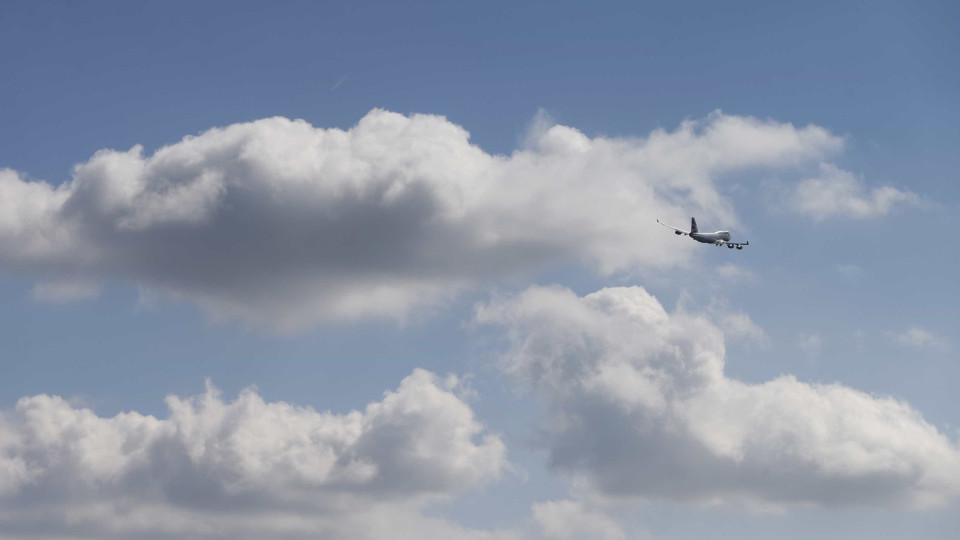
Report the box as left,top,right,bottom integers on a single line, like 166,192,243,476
659,218,747,249
690,231,731,244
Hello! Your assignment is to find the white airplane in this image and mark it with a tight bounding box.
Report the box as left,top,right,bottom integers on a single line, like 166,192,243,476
657,217,749,250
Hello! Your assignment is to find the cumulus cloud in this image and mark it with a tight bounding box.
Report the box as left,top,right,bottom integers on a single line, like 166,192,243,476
712,310,768,346
0,370,509,539
789,163,917,221
532,499,625,540
688,296,768,347
476,286,960,509
0,110,841,330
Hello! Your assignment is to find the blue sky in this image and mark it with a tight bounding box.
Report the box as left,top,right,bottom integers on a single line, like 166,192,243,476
1,2,958,538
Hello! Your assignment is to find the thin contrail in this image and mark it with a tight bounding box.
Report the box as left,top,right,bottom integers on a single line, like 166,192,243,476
330,74,349,91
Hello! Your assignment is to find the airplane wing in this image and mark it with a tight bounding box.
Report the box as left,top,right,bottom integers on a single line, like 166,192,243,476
657,219,689,235
724,240,749,250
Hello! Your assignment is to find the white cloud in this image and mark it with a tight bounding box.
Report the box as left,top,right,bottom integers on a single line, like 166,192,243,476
532,499,625,540
0,110,841,330
713,310,768,346
894,326,947,349
789,163,918,221
0,370,510,539
689,297,768,347
477,286,960,509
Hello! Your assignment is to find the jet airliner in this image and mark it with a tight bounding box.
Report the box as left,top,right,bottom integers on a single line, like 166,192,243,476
657,218,749,250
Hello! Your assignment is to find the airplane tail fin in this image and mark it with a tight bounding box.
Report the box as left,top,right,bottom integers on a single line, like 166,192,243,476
690,218,698,234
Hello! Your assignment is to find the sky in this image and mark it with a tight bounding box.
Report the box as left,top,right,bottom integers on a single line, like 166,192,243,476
1,1,958,538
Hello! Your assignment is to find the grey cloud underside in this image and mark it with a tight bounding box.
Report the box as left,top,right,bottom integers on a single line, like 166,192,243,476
477,286,960,509
0,109,842,329
0,370,509,539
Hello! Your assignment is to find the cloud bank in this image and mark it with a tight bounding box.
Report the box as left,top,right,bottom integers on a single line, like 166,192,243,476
0,370,509,539
0,110,841,330
477,286,960,509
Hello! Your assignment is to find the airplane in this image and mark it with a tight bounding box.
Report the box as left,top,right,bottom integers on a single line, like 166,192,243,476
657,217,749,250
